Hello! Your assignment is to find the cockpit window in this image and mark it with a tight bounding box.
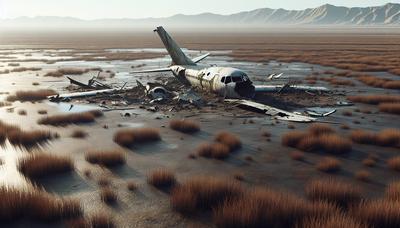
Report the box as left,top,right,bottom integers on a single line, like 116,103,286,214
221,77,225,83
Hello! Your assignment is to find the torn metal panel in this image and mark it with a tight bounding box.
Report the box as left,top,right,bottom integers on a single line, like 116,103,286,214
304,107,336,117
225,99,316,122
67,76,111,89
48,87,132,102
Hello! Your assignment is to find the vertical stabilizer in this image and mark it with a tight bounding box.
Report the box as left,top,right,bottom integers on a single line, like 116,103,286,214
155,26,196,66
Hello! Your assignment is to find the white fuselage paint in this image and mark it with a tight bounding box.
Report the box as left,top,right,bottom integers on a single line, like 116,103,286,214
170,65,255,99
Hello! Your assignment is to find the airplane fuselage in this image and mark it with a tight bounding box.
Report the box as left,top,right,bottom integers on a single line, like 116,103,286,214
170,65,256,99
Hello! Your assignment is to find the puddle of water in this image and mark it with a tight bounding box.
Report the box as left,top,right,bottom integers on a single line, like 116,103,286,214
0,142,30,188
46,102,102,113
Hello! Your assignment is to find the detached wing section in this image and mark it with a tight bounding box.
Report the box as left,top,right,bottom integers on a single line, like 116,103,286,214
131,67,172,74
255,85,329,93
225,99,316,122
192,53,210,63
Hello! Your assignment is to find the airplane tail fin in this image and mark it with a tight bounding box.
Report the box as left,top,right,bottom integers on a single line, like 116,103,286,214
155,26,196,66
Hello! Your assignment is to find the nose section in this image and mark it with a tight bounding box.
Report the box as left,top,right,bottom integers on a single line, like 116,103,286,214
235,80,255,98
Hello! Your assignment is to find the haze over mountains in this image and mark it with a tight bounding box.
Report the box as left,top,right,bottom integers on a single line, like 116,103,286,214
1,3,399,28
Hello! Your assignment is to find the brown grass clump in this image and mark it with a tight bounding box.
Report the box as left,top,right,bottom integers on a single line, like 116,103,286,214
7,129,54,149
10,67,41,72
290,151,305,161
0,186,82,222
308,123,335,136
351,129,400,147
85,150,125,167
90,212,115,228
100,188,117,204
18,153,73,180
305,179,362,208
214,188,339,228
113,128,160,147
6,89,57,102
298,213,367,228
388,156,400,171
379,103,400,115
341,124,351,130
363,158,377,167
347,94,400,105
316,157,342,173
97,177,111,187
342,110,353,116
18,109,27,115
196,143,230,159
38,111,100,126
37,109,47,115
385,182,400,201
215,131,242,151
169,119,200,134
171,176,243,215
127,181,137,191
45,68,90,77
351,200,400,228
281,131,308,147
355,170,371,182
71,129,88,139
147,168,176,189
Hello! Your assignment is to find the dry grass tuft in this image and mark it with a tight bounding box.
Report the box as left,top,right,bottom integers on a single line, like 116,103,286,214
308,123,335,136
147,168,176,189
18,153,73,180
342,110,353,116
38,111,101,126
298,213,367,228
379,103,400,115
363,158,377,167
171,176,243,215
85,150,125,167
385,182,400,201
127,181,137,191
90,212,115,228
305,179,362,208
6,89,57,102
214,188,339,228
0,186,81,222
351,200,400,228
100,188,117,205
37,109,47,115
113,128,160,147
71,129,88,139
214,131,242,151
97,177,111,187
351,128,400,147
347,94,400,105
388,156,400,171
169,119,200,134
196,143,230,160
281,131,308,147
316,157,342,173
18,109,27,115
45,68,90,77
355,170,371,182
290,151,305,161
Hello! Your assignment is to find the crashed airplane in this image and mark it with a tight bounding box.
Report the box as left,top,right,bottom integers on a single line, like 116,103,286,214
49,26,330,122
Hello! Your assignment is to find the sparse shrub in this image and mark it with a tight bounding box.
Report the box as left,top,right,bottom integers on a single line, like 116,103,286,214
45,68,90,77
196,143,230,159
85,150,125,167
147,168,176,189
100,188,117,204
171,176,243,215
38,109,47,115
215,132,241,151
18,109,27,115
6,89,57,102
351,129,400,147
347,94,400,105
97,177,111,187
305,179,362,208
18,153,73,180
351,129,378,144
7,129,54,149
385,182,400,201
363,158,377,167
38,111,101,126
316,157,341,173
281,131,307,147
341,124,350,130
233,172,244,181
342,110,353,116
169,119,200,133
388,156,400,171
355,170,371,182
308,123,335,136
261,131,271,138
113,128,160,147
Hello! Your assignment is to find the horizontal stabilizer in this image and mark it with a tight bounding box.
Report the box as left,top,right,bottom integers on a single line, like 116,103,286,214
192,53,210,63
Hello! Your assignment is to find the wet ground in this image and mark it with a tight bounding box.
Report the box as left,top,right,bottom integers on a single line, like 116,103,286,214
0,47,399,227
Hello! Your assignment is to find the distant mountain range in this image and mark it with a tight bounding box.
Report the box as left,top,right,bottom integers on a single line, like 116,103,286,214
1,3,399,28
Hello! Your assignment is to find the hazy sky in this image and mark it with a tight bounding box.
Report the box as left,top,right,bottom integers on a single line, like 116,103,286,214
0,0,398,19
